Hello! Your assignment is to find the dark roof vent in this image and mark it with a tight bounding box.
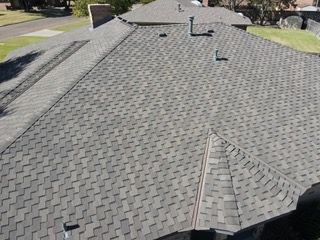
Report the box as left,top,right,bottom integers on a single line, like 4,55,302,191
63,223,80,239
213,49,228,63
159,33,167,37
177,3,182,12
188,16,195,36
213,49,219,63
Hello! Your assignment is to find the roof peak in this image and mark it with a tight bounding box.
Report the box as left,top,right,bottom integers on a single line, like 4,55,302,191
193,131,304,234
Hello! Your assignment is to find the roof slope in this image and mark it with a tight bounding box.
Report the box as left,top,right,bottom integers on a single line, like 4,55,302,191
121,0,251,25
195,132,302,234
0,19,134,151
1,22,320,239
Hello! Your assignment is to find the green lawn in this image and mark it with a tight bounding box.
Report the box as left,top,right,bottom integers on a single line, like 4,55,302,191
0,18,90,61
0,10,44,26
248,26,320,53
50,18,89,31
0,36,45,60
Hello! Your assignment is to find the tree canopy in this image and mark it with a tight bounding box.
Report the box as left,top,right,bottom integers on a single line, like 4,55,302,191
73,0,133,16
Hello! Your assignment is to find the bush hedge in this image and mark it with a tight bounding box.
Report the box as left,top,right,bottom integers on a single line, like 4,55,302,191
73,0,133,17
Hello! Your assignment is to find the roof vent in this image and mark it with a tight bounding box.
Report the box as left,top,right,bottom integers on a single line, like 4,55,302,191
177,3,182,12
159,33,167,37
213,49,219,63
213,49,228,62
188,16,195,36
63,223,80,239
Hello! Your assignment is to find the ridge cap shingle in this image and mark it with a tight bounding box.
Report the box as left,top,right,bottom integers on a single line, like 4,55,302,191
216,132,306,192
194,131,241,234
194,131,304,234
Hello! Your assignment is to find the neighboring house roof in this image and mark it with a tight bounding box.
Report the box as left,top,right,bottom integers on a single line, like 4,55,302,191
120,0,251,26
294,0,314,7
1,18,320,240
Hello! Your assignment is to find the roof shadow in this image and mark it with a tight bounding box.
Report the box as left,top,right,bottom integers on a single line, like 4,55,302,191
254,200,320,240
217,57,228,61
0,105,13,119
25,8,72,18
37,8,72,18
0,51,42,85
191,32,213,37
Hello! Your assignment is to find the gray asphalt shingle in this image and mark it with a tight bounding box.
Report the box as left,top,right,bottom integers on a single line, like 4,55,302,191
195,132,301,233
1,20,320,239
0,19,134,152
121,0,251,26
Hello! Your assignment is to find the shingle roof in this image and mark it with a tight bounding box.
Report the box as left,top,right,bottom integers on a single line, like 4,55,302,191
121,0,251,25
1,20,320,239
195,132,301,234
0,18,134,151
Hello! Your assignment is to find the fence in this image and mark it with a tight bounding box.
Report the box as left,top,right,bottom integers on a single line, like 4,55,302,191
237,8,320,25
307,19,320,37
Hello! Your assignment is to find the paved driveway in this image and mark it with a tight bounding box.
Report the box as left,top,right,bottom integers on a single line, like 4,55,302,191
0,15,80,39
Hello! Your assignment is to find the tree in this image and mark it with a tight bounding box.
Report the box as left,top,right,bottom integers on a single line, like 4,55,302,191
73,0,133,16
18,0,34,11
247,0,296,25
109,0,132,14
219,0,246,11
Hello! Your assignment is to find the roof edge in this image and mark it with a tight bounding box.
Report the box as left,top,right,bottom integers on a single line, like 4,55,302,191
0,23,137,155
216,132,306,192
192,130,307,235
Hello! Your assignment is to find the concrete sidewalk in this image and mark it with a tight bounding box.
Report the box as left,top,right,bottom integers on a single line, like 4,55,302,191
0,15,80,39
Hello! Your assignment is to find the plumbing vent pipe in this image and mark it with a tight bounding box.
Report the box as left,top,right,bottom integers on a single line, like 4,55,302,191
188,16,195,36
177,3,181,12
213,49,219,62
63,223,80,239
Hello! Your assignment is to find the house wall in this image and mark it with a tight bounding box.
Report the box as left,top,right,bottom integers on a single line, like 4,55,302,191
287,0,314,10
296,0,315,7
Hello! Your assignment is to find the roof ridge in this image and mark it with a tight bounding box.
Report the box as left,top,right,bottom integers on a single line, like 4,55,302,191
210,132,242,233
116,16,138,27
191,129,212,229
206,132,302,234
192,131,242,234
0,26,137,155
215,132,306,192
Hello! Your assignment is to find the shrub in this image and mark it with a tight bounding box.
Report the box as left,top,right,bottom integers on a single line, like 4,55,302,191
140,0,154,3
73,0,133,17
